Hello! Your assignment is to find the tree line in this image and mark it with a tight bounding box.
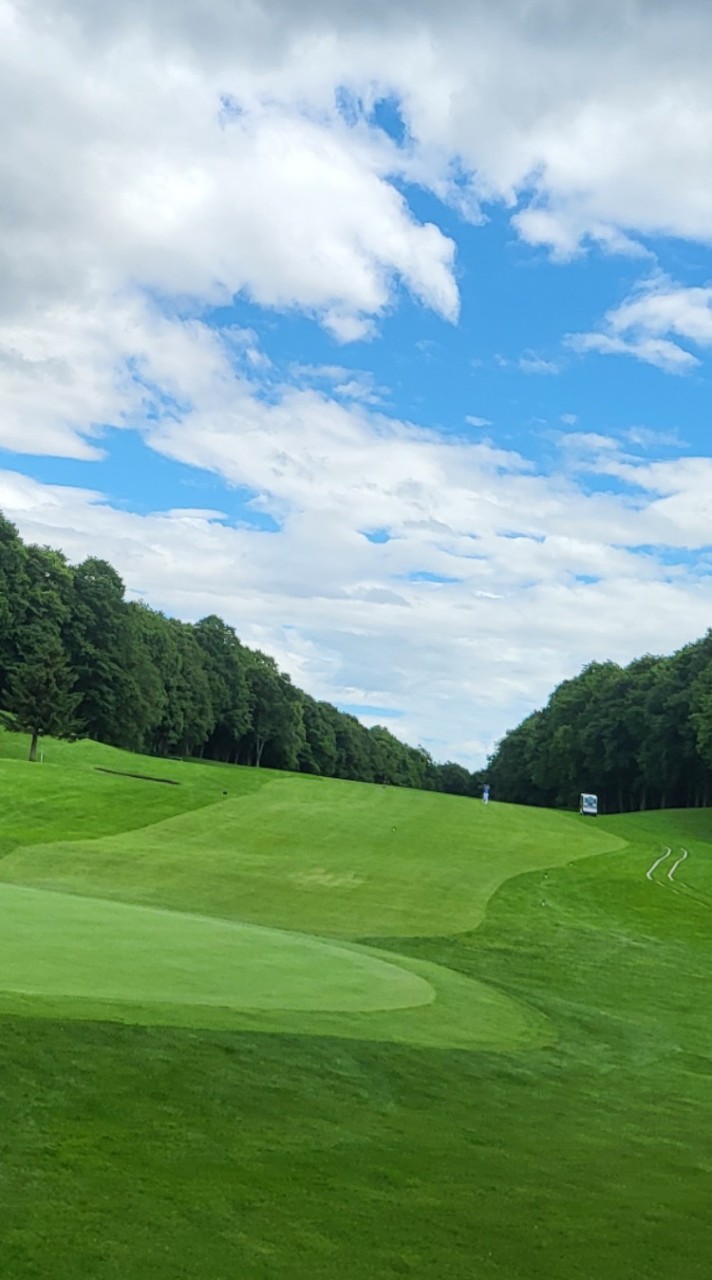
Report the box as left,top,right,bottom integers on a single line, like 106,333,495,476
488,633,712,812
0,514,482,796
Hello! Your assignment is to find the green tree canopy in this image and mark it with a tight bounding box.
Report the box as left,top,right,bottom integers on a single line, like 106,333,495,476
5,633,81,761
0,513,480,795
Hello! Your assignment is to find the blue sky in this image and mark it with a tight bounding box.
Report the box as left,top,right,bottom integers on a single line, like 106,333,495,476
3,0,712,765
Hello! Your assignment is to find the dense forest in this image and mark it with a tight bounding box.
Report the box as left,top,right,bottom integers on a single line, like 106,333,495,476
488,636,712,813
0,513,481,796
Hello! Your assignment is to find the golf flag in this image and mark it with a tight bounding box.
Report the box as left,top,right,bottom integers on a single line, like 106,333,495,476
580,793,598,816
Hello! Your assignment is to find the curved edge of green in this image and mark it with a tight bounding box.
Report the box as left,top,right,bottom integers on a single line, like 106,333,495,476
0,882,437,1017
0,934,552,1054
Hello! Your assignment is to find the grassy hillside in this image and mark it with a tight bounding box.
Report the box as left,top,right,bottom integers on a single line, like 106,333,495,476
1,729,710,1278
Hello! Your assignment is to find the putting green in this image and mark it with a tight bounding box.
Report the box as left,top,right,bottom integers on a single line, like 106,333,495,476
0,884,433,1015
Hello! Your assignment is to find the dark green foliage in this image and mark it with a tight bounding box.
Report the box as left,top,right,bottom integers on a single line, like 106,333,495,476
0,515,28,701
489,629,712,811
299,696,339,776
437,760,475,796
245,659,305,768
0,513,477,792
193,615,251,762
65,558,151,749
5,634,81,760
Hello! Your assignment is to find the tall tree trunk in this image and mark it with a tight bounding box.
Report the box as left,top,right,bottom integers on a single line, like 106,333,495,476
28,728,39,762
255,737,266,767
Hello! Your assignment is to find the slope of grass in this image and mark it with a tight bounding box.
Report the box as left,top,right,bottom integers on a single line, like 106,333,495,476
0,771,623,936
0,727,273,858
1,734,710,1279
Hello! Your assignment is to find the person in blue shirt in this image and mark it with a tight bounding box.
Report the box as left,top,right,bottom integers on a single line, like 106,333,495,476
482,783,490,805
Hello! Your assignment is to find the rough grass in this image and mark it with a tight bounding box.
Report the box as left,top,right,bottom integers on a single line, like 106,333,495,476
1,729,710,1278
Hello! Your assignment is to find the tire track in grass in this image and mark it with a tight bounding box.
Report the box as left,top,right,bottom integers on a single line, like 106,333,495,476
646,847,671,881
645,844,712,910
668,848,688,881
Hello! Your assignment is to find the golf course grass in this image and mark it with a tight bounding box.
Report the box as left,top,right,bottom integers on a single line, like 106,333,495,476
1,728,710,1277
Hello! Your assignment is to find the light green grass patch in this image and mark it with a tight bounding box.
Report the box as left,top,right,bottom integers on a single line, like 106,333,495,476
0,882,432,1014
0,882,547,1050
1,775,626,938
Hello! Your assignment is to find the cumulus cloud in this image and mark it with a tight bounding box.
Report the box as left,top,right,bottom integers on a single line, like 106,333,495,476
30,0,712,255
568,276,712,372
0,5,459,360
5,0,712,762
5,1,712,346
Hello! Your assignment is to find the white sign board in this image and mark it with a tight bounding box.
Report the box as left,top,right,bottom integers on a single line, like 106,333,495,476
580,793,598,816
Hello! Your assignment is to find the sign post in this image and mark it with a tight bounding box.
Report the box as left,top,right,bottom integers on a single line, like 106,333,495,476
580,793,598,817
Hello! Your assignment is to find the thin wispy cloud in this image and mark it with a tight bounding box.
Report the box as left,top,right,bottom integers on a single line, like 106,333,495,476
568,277,712,372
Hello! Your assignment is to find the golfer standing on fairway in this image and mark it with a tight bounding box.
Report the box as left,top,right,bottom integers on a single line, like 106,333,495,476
482,783,490,805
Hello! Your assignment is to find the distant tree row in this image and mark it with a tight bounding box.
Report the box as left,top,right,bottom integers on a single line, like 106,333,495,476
488,636,712,812
0,514,482,795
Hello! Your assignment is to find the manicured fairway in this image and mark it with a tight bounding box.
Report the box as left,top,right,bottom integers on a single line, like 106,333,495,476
0,768,624,936
1,729,710,1279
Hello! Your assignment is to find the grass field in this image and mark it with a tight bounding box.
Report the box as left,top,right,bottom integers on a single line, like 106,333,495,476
1,728,710,1277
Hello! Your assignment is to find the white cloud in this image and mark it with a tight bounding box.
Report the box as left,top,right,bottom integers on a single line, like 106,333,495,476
465,416,491,428
5,0,712,764
568,276,712,372
559,432,619,454
518,354,560,375
610,280,712,343
290,364,387,404
0,293,254,457
38,0,712,257
4,388,712,765
4,1,712,368
0,8,459,364
568,331,699,373
3,1,712,464
624,425,683,450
